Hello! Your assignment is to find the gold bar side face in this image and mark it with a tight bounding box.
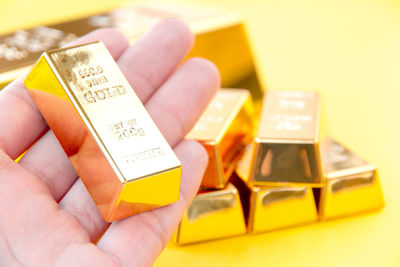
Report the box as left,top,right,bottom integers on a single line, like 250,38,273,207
232,173,317,233
24,42,181,221
249,186,318,233
0,3,264,104
251,91,323,186
186,89,254,189
319,137,384,220
173,184,246,245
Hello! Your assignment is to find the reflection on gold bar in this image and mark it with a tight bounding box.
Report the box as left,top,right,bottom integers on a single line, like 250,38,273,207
232,174,318,233
173,183,246,244
24,42,181,221
186,89,253,189
0,2,264,103
319,137,384,220
237,91,323,186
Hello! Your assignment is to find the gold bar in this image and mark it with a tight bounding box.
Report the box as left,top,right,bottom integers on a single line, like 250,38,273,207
232,173,318,233
23,42,181,222
0,2,264,103
237,91,323,186
319,137,384,220
186,89,254,189
173,183,246,244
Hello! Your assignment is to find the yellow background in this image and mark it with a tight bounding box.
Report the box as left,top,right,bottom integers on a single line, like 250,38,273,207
1,0,399,266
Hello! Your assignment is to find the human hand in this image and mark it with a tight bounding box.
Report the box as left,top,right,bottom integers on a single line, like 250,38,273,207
0,19,219,266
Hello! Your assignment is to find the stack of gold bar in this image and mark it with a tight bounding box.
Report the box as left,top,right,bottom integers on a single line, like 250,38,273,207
0,2,384,244
174,88,254,244
179,88,384,244
235,91,322,234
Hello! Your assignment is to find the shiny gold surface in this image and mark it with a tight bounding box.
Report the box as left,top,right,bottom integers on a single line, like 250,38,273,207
248,185,318,233
173,184,246,245
0,2,264,103
231,173,318,233
24,41,181,221
237,91,323,186
186,89,253,189
319,137,384,220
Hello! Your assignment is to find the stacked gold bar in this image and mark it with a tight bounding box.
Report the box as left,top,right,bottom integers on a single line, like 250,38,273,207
319,137,384,220
235,91,321,233
174,89,254,244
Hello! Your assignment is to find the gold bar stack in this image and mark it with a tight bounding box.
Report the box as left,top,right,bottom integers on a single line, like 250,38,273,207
174,89,253,244
186,89,253,189
24,42,181,222
235,91,321,233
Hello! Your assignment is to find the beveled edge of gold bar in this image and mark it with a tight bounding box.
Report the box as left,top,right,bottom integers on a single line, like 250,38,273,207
215,89,251,143
326,165,376,180
255,137,317,144
251,181,324,188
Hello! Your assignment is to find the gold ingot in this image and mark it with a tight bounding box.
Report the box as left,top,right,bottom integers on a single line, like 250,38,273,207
237,91,324,186
173,183,246,244
0,3,264,105
232,173,318,233
186,89,253,189
23,42,181,221
319,137,384,220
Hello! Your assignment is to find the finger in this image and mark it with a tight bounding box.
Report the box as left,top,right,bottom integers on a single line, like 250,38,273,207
117,18,194,103
59,57,219,239
0,28,129,160
98,140,208,267
18,130,77,201
146,57,220,147
0,78,48,159
65,28,129,59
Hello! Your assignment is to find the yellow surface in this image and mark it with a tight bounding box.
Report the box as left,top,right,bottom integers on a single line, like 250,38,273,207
1,0,399,266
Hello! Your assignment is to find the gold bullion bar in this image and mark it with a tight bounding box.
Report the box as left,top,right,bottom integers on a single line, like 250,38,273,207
186,88,254,189
173,183,246,245
319,137,384,220
231,173,317,233
0,2,264,104
237,91,323,186
23,41,181,222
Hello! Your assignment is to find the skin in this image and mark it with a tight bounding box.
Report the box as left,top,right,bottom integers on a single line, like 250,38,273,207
0,18,220,267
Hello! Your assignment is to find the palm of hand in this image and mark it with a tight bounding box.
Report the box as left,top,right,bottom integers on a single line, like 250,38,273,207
0,19,219,267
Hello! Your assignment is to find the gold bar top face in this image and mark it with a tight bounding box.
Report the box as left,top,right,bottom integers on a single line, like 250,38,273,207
47,42,180,181
186,89,250,142
258,91,320,141
186,89,253,189
251,91,323,186
24,42,181,221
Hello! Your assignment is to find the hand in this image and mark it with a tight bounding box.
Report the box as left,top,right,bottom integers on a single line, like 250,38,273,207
0,19,219,266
